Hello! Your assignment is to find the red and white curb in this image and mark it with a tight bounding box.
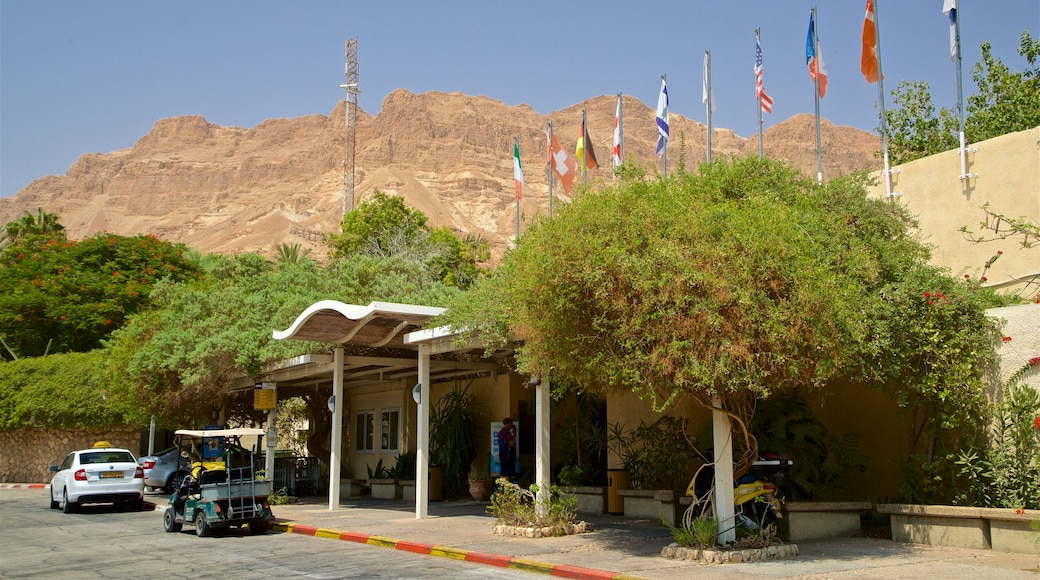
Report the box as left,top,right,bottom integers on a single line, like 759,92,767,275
270,521,643,580
0,484,48,490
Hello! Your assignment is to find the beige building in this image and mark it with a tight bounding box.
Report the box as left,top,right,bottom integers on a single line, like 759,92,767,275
866,127,1039,301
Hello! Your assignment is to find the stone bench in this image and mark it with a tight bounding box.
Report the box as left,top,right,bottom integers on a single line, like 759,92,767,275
783,501,872,541
878,504,1040,554
561,486,607,515
621,489,682,526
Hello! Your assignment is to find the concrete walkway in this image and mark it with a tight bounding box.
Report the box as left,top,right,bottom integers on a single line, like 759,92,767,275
266,496,1040,579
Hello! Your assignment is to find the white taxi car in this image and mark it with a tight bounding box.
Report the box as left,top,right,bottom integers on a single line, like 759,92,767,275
49,442,145,513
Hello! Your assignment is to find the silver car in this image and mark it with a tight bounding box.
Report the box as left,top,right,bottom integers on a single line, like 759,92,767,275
49,445,145,513
139,446,190,494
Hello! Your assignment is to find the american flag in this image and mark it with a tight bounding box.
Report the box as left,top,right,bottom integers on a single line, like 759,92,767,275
755,34,774,114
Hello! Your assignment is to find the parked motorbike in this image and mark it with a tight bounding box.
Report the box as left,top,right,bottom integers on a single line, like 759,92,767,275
684,452,793,533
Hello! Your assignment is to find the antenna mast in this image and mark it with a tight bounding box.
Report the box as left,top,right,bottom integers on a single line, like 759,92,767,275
340,38,360,216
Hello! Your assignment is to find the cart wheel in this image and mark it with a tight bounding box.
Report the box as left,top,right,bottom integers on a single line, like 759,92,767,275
163,508,183,532
195,511,212,537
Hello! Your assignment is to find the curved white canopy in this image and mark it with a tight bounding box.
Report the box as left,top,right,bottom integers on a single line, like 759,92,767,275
273,300,445,347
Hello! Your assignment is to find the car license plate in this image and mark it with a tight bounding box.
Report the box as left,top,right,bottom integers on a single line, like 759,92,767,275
100,471,123,479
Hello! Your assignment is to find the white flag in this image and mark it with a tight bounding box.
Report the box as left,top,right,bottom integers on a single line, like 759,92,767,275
655,77,669,156
942,0,958,61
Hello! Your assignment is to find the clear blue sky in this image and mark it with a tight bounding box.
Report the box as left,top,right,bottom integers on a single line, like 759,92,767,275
1,0,1036,198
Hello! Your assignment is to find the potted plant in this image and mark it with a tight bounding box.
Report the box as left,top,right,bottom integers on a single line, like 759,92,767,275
366,458,401,500
468,465,494,502
429,382,480,498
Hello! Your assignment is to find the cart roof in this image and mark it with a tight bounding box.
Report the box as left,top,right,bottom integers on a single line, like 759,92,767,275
174,428,265,438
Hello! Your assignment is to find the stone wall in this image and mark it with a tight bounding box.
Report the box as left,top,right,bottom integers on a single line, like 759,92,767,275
0,427,142,483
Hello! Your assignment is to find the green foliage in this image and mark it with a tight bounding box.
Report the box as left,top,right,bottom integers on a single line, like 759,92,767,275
442,157,926,408
883,30,1040,163
955,374,1040,509
99,253,460,423
661,514,718,548
751,394,867,501
327,190,488,289
0,209,65,248
429,382,480,495
882,80,959,164
0,229,200,359
390,451,417,480
0,351,146,430
487,478,577,530
273,242,313,265
966,32,1040,142
366,458,389,480
608,416,702,490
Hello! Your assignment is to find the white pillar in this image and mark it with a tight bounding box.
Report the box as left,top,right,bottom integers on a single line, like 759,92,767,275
148,415,156,456
712,394,735,544
415,344,431,519
535,377,551,517
329,347,344,511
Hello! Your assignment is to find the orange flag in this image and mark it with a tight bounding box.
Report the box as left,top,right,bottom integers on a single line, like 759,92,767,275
548,131,577,194
861,0,880,84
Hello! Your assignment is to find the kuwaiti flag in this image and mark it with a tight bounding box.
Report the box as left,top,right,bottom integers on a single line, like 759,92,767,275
942,0,958,61
548,131,577,194
806,11,829,98
861,0,881,84
513,140,524,200
655,77,669,155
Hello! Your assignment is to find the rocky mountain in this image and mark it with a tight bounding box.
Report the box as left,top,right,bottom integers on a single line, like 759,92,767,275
1,90,881,263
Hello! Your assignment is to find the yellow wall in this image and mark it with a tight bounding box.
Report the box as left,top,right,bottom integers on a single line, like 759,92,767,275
866,127,1040,300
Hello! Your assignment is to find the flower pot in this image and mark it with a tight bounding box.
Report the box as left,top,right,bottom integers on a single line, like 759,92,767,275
468,478,493,501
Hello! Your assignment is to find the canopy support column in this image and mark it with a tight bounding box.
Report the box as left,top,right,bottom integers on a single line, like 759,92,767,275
328,346,344,511
415,344,431,519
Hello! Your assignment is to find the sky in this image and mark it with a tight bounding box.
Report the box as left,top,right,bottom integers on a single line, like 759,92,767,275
1,0,1037,198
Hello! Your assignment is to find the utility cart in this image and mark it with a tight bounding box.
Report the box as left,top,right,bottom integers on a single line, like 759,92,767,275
162,428,274,537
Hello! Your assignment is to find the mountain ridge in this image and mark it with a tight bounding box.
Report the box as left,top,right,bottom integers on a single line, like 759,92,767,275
0,90,882,262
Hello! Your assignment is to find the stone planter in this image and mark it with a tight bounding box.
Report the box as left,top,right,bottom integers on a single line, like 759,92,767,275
493,520,592,537
878,504,1040,554
401,479,416,501
339,478,365,500
561,486,607,515
619,489,681,526
661,542,799,563
369,478,402,500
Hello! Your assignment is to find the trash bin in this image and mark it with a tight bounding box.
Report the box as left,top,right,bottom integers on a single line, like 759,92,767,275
606,468,631,515
429,465,443,501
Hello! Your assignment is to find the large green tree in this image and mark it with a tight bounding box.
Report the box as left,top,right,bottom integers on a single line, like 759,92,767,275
327,190,489,289
0,223,200,359
882,30,1040,164
439,157,1006,466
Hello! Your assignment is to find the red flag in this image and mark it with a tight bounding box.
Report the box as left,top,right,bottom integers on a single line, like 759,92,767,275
861,0,880,84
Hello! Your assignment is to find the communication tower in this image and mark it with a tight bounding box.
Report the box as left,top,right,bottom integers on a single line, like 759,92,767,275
340,38,360,216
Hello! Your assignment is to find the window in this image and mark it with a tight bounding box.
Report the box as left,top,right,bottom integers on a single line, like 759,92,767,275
355,411,375,452
380,409,400,452
355,408,400,453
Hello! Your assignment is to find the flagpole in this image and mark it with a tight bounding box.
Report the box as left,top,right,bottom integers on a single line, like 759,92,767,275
951,0,973,181
548,122,554,217
812,6,823,184
872,0,896,199
515,135,520,239
705,50,713,163
756,28,764,159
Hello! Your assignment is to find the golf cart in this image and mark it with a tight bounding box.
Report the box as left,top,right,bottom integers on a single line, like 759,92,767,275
162,428,274,537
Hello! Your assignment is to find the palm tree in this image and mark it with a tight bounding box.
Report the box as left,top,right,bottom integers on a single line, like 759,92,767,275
274,242,313,265
1,209,65,247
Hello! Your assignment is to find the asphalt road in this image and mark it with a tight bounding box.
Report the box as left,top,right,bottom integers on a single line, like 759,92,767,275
0,488,540,579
